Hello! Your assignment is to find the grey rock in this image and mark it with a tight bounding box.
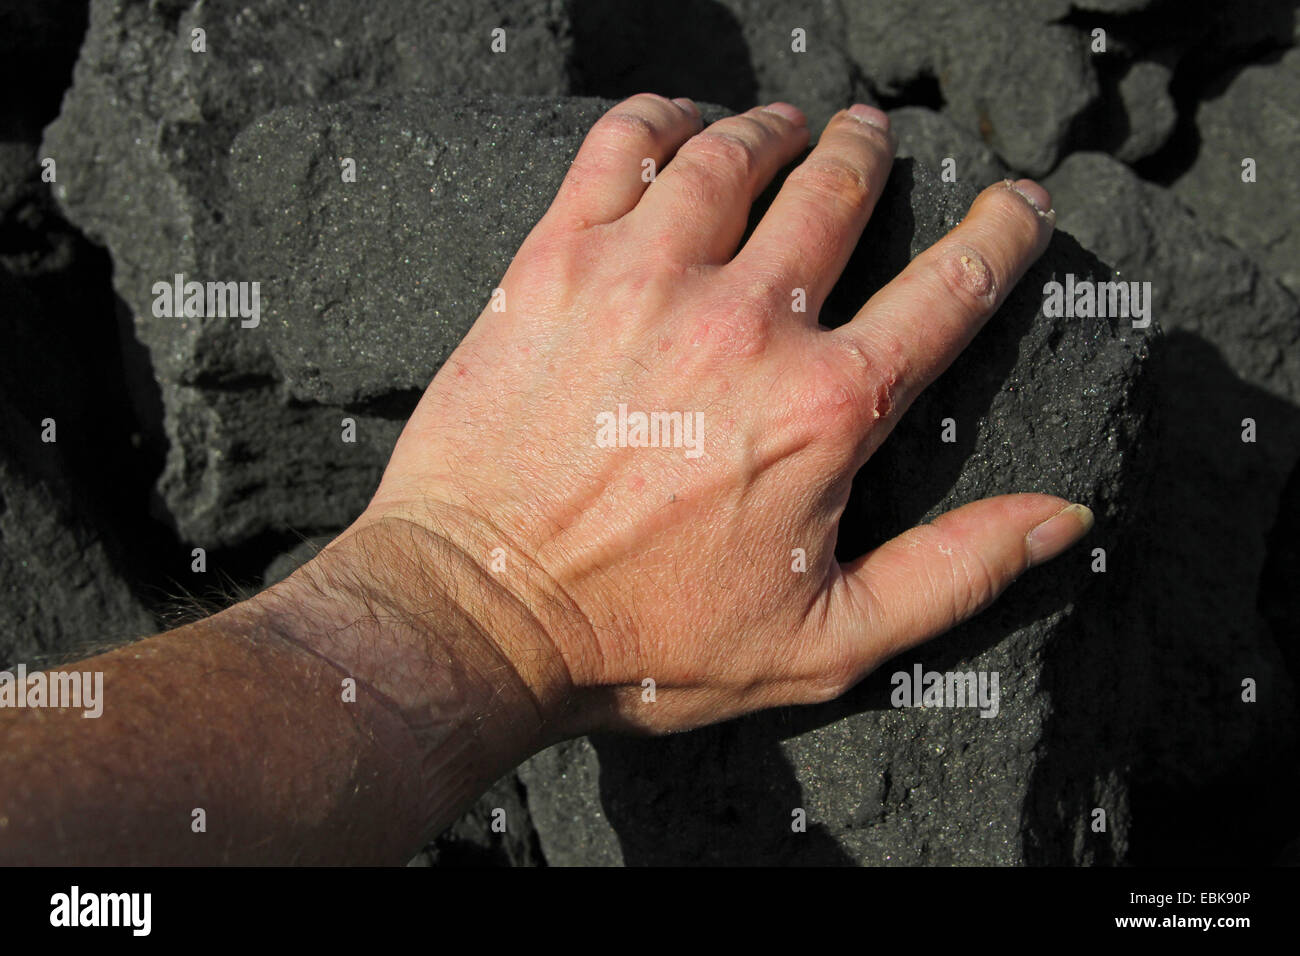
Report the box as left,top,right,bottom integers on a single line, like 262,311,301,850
1112,60,1177,164
564,0,855,129
716,0,855,132
226,95,608,406
888,107,1009,188
1173,48,1300,296
1045,153,1300,859
843,1,1097,175
1047,152,1300,402
523,161,1156,865
517,737,623,866
411,772,543,867
1071,0,1152,10
0,396,155,669
43,0,571,547
262,535,337,588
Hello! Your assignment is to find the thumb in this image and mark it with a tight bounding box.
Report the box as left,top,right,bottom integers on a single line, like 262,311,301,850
829,493,1094,670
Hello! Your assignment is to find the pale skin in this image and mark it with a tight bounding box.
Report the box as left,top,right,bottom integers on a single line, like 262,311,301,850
0,96,1092,864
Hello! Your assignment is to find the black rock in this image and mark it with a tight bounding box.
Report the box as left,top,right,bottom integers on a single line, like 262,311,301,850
1046,152,1300,863
842,0,1098,176
1173,48,1300,297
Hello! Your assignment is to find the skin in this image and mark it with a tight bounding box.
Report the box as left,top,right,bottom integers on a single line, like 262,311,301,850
0,96,1092,864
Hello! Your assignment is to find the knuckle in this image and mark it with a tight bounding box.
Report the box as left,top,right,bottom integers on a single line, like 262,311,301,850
800,333,903,436
791,157,872,211
512,231,584,307
934,242,998,309
917,523,1002,624
623,92,674,111
801,654,859,704
678,129,757,179
594,110,662,151
692,301,772,357
951,548,1001,621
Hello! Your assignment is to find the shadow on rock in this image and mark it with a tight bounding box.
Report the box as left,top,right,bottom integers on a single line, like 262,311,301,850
570,0,758,110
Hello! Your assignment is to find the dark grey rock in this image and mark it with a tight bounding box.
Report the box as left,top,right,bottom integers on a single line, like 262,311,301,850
1112,60,1176,164
716,0,855,133
1045,152,1300,860
842,1,1097,176
888,107,1009,188
522,160,1156,865
0,0,87,142
1173,48,1300,297
42,0,571,547
226,95,611,406
411,772,543,867
564,0,855,128
518,737,622,866
0,394,155,669
262,535,337,588
1071,0,1152,10
1047,152,1300,402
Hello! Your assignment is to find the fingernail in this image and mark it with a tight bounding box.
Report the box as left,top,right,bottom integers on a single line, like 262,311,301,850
1026,503,1094,567
846,103,890,132
1005,178,1056,225
672,97,700,119
760,101,807,126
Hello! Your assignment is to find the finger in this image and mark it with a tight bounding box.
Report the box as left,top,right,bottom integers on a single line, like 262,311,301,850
832,179,1056,428
730,105,896,315
546,93,704,228
822,494,1093,678
628,103,810,265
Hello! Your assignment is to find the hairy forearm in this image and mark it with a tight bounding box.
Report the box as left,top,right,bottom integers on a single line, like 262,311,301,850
0,519,566,864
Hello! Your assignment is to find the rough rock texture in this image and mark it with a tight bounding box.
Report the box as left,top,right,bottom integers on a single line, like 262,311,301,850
1073,0,1153,10
1173,48,1300,296
842,0,1097,175
1046,152,1300,861
711,0,855,133
888,107,1009,188
569,0,853,133
42,0,571,547
518,736,623,866
409,773,544,867
0,389,155,668
1111,60,1177,163
522,160,1156,865
0,0,166,669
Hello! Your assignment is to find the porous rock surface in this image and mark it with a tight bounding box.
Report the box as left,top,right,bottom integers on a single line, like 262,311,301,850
1173,48,1300,298
1046,153,1300,859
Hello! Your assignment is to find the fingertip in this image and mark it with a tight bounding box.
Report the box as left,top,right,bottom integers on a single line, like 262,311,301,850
672,97,702,122
1025,502,1094,568
760,101,807,127
1003,178,1056,228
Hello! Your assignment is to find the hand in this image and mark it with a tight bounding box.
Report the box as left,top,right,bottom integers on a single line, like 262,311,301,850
0,96,1096,864
327,95,1090,749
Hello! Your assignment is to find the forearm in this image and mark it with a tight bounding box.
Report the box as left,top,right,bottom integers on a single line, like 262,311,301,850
0,519,565,865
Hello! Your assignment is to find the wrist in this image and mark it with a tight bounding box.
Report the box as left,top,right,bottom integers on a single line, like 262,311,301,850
250,514,577,840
